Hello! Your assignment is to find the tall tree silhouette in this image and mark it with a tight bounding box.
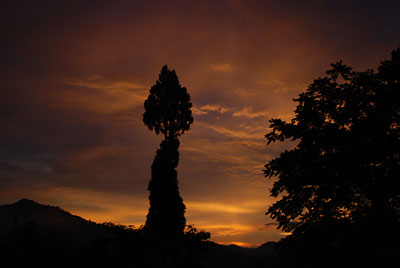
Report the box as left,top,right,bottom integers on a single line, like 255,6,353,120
265,49,400,267
143,65,193,237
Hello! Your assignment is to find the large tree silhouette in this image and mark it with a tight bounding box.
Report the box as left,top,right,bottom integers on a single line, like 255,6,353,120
265,49,400,267
143,65,193,237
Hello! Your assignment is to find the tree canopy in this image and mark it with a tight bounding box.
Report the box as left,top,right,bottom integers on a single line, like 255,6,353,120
143,65,193,141
265,48,400,236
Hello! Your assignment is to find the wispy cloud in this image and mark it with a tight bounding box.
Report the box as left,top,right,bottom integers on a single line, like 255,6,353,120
192,107,209,115
279,232,293,236
233,107,270,118
257,79,285,87
187,201,260,214
199,223,257,236
209,63,234,72
69,76,145,92
68,76,148,99
199,104,232,114
233,88,249,96
196,122,264,140
0,152,53,173
63,76,149,114
257,79,307,94
194,103,270,119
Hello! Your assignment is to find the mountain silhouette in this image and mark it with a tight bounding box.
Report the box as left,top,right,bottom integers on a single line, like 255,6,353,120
0,199,143,267
0,199,279,268
200,241,279,268
0,199,113,248
0,199,103,234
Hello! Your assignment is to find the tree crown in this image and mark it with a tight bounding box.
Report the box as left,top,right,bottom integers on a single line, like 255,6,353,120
265,48,400,234
143,65,193,140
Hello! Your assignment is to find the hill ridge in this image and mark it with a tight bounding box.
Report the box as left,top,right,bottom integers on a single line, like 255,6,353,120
0,199,279,268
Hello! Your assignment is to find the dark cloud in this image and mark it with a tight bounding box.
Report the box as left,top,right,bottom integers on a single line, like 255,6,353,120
0,152,52,173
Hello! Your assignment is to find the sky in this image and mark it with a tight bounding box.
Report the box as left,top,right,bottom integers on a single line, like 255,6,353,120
1,0,399,247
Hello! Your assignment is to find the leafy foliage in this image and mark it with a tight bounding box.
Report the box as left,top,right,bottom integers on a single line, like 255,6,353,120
145,139,186,236
143,65,193,140
184,224,211,243
265,49,400,237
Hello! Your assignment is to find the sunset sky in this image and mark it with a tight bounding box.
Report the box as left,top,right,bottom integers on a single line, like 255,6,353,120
1,0,400,247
